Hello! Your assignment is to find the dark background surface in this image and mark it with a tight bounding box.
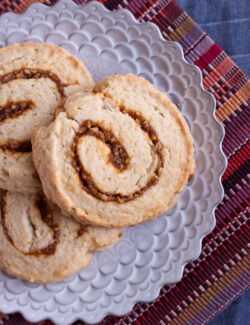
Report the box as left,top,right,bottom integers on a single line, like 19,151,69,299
178,1,249,324
178,0,250,77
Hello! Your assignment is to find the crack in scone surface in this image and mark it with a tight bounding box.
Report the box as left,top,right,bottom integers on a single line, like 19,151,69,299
0,190,60,256
0,68,68,153
71,109,164,203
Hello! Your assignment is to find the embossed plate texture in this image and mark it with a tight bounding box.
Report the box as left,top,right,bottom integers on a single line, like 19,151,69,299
0,1,227,324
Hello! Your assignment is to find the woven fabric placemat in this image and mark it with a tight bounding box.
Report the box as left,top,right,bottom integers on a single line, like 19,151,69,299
0,1,249,324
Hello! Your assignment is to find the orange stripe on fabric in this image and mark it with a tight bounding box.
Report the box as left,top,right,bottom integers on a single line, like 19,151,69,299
170,254,249,325
203,57,235,89
14,0,45,13
216,81,250,122
167,16,196,42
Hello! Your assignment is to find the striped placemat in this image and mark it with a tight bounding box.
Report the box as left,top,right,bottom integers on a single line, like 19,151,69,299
0,1,249,324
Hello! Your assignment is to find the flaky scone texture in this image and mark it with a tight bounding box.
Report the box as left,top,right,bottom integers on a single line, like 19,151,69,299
0,190,121,283
32,73,195,227
0,42,94,193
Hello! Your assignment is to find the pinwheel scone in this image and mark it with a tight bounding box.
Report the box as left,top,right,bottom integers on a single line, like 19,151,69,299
0,42,94,194
0,190,122,283
32,74,195,228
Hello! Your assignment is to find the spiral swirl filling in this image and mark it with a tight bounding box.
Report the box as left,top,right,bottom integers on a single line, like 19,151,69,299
0,68,66,95
0,190,60,256
72,111,164,203
0,69,67,153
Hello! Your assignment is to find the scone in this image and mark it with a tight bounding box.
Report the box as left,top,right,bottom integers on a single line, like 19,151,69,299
0,190,122,283
32,73,195,228
0,42,94,194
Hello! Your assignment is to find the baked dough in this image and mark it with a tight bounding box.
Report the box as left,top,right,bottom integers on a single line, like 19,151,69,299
0,190,122,283
32,73,195,227
0,42,94,193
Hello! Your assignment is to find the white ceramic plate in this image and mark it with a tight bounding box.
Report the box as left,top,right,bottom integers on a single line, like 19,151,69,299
0,1,227,324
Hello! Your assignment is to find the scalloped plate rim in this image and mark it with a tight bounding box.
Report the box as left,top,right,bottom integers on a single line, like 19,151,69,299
0,1,227,324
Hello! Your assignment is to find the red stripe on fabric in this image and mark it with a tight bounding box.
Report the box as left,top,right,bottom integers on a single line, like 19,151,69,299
154,1,182,32
222,141,250,181
194,43,223,70
159,1,182,22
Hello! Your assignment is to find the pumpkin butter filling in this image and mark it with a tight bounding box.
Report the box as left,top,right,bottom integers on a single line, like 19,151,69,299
71,112,164,203
0,68,66,95
0,68,68,153
0,190,60,256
